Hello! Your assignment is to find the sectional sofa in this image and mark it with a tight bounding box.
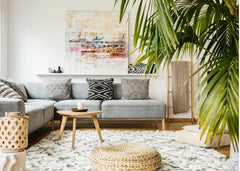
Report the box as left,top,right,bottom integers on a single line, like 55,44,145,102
0,82,166,134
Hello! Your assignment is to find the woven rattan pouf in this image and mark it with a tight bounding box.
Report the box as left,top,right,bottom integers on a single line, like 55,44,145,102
90,144,162,171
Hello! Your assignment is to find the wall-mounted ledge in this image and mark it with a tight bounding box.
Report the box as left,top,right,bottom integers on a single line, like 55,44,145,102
36,73,163,78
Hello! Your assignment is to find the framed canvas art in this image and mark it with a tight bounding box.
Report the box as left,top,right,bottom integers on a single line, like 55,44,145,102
65,11,128,74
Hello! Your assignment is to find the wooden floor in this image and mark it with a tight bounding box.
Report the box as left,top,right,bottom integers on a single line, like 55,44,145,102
28,120,230,158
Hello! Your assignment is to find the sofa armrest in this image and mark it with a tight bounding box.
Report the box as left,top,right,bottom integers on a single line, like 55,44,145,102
0,98,25,117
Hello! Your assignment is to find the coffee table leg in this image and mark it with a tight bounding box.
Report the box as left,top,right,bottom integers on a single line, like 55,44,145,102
92,115,103,142
72,117,77,149
58,116,68,140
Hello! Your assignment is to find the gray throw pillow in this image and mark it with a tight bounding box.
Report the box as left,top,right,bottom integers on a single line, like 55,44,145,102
0,78,27,101
43,78,71,100
121,79,150,100
0,82,23,99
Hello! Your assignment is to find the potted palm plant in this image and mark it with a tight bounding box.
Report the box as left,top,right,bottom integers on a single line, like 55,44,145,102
115,0,238,157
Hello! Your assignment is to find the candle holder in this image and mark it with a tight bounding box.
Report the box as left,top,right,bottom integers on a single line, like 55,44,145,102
77,102,84,110
0,112,29,152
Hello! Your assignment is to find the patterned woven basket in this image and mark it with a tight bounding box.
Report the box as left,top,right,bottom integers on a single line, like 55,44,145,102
90,144,162,171
0,112,29,152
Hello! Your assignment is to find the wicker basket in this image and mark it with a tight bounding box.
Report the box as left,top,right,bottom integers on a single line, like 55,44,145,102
0,112,29,152
90,144,162,171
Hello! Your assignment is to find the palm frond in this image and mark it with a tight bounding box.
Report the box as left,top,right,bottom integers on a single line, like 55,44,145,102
115,0,239,149
195,55,239,149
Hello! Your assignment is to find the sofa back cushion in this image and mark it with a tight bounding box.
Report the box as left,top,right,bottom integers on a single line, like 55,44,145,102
25,81,71,100
16,83,28,99
71,83,89,99
113,83,122,99
24,82,123,100
24,83,45,99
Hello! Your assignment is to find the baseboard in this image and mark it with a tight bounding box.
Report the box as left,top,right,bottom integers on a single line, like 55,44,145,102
51,119,163,124
51,118,196,124
168,118,198,122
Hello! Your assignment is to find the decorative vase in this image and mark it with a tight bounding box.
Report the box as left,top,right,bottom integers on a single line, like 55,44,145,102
0,112,29,152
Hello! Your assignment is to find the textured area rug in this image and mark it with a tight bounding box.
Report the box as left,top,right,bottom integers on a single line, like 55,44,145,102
26,130,229,170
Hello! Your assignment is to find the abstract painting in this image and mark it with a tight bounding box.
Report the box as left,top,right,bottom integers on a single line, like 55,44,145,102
65,12,128,74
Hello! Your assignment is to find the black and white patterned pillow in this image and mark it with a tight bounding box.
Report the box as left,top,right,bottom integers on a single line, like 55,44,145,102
128,63,146,74
87,78,114,101
128,63,156,74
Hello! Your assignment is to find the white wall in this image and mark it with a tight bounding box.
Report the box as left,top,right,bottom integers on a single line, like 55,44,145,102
0,0,8,78
8,0,140,81
7,0,194,118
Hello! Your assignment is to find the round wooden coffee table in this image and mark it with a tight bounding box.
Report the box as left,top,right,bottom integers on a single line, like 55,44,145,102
57,110,103,149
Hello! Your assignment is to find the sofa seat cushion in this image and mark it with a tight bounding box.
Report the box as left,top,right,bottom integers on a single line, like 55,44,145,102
25,100,55,133
25,99,55,106
25,105,44,133
102,100,166,119
54,100,102,119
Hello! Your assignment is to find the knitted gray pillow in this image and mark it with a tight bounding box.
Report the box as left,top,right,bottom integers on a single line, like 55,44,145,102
121,79,150,100
43,78,71,100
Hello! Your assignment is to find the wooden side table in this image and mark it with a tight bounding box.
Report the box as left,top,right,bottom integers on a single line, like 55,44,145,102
57,110,103,149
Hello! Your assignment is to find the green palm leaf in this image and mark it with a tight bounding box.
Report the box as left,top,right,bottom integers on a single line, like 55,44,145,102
115,0,239,150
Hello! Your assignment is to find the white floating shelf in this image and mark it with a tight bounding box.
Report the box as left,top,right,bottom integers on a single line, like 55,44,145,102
36,73,159,77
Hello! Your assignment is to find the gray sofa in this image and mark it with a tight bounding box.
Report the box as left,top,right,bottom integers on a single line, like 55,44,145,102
0,82,166,134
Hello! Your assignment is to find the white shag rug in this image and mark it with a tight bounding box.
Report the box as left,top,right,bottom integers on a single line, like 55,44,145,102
26,130,229,171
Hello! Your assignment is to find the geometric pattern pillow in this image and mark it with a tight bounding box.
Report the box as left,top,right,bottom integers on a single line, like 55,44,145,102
0,78,27,101
128,63,146,74
121,79,150,100
87,78,114,101
0,82,23,99
43,78,71,101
